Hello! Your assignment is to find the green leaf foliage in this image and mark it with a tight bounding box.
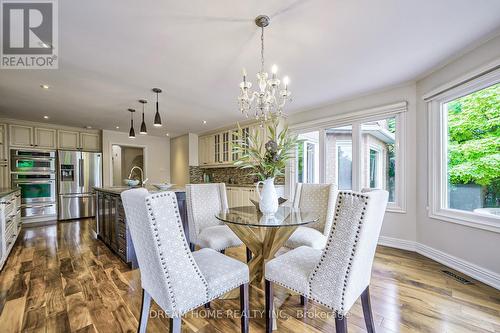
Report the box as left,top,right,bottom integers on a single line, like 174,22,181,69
447,83,500,186
232,116,298,180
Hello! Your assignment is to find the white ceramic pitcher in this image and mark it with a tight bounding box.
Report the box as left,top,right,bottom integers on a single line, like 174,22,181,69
256,177,279,215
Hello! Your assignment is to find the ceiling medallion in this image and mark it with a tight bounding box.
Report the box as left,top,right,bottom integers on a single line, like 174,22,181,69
238,15,291,122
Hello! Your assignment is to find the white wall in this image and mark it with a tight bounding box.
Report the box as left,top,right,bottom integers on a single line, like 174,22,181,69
188,133,199,166
415,35,500,275
170,134,190,186
102,130,170,186
286,35,500,286
288,83,418,243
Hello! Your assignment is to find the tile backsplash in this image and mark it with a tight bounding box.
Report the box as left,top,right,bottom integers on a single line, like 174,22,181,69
189,166,284,185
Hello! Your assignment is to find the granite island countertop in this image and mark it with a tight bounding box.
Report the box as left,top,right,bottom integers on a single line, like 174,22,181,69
94,185,185,195
0,188,20,198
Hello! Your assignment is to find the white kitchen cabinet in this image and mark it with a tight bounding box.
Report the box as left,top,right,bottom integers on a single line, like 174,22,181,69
0,189,22,270
0,125,8,189
198,135,210,166
213,133,222,164
198,123,258,167
34,127,57,149
9,124,33,147
58,130,80,150
10,124,59,149
227,185,285,208
80,132,100,151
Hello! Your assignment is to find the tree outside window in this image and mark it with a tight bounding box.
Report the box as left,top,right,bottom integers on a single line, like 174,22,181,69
445,83,499,213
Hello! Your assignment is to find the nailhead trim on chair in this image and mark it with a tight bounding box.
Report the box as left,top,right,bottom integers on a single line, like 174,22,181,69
147,192,211,316
306,191,370,313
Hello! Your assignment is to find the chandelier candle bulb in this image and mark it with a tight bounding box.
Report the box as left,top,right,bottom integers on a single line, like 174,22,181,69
238,15,292,122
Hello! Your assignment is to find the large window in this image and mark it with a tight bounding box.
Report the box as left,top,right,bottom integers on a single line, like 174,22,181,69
444,83,499,214
428,72,499,232
325,125,353,190
361,118,396,201
295,131,319,184
288,103,406,212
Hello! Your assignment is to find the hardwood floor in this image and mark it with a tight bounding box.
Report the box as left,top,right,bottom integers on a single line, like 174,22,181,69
0,219,499,333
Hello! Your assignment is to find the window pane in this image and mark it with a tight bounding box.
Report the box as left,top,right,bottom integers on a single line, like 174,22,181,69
444,83,499,214
325,125,353,190
361,118,396,201
296,131,319,184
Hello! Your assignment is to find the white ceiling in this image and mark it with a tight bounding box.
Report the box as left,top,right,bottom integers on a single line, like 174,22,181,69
1,0,499,137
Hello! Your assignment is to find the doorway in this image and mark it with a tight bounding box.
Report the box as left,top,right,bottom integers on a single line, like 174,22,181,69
111,145,145,186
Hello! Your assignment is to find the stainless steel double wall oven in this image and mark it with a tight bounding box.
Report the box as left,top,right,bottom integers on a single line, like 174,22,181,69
11,149,57,219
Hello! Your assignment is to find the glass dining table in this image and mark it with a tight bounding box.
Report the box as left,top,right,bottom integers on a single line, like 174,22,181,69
216,206,320,285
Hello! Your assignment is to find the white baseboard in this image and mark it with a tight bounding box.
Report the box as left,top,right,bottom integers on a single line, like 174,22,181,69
378,236,417,252
378,236,500,290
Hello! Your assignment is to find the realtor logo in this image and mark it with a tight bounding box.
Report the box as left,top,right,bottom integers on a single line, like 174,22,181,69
1,0,58,69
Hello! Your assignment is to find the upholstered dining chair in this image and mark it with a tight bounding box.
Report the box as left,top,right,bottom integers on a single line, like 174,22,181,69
121,188,249,333
265,190,389,333
285,183,337,250
186,183,243,253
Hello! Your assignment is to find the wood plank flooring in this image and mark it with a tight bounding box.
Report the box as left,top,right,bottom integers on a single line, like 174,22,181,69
0,219,499,333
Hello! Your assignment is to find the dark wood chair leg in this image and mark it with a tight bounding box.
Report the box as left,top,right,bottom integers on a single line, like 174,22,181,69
204,302,210,309
246,247,252,263
138,289,152,333
265,279,273,333
240,283,249,333
220,249,225,255
361,286,375,333
189,243,195,252
335,313,348,333
169,317,181,333
300,295,307,306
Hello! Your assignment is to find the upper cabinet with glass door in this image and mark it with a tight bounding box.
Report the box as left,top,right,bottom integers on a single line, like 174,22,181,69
198,124,255,167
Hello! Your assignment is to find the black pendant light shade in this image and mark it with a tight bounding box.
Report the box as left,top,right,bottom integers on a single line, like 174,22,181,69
139,99,148,134
128,108,136,138
152,88,162,127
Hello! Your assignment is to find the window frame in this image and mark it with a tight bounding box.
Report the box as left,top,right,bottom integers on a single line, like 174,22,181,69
287,102,407,213
427,69,500,233
369,144,383,189
335,139,353,190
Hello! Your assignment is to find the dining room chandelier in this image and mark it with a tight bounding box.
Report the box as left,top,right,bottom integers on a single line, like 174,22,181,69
238,15,291,122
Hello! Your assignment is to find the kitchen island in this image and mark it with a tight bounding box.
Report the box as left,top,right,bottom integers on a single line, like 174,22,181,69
94,186,188,267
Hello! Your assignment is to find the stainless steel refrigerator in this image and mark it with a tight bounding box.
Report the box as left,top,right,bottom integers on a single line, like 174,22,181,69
58,150,102,220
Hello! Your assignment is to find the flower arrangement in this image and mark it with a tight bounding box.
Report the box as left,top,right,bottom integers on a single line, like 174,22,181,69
233,117,298,180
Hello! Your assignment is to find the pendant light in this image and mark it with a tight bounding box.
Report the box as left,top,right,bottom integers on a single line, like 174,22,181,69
152,88,162,127
139,99,148,134
128,108,136,138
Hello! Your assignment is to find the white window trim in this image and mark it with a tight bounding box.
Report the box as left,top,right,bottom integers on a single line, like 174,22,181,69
336,140,353,190
427,66,500,233
369,144,383,189
287,102,407,213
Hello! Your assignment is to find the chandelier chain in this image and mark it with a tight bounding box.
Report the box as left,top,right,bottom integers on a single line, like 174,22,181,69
260,26,265,72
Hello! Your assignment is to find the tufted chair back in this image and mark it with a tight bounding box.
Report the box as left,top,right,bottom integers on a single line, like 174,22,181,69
308,190,388,315
186,183,228,245
293,183,337,235
121,189,209,317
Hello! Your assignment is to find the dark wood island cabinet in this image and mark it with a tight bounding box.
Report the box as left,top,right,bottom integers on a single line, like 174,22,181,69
94,187,188,268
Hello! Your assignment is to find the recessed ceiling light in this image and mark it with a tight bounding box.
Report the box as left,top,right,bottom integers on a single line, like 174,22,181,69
166,133,170,136
43,115,49,119
203,120,207,124
40,84,50,89
115,126,120,129
85,126,92,129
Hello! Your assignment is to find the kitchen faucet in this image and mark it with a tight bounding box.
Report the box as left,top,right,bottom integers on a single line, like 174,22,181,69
128,166,148,186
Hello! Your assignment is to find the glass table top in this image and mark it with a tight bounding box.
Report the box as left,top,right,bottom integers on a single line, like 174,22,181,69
215,206,320,228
